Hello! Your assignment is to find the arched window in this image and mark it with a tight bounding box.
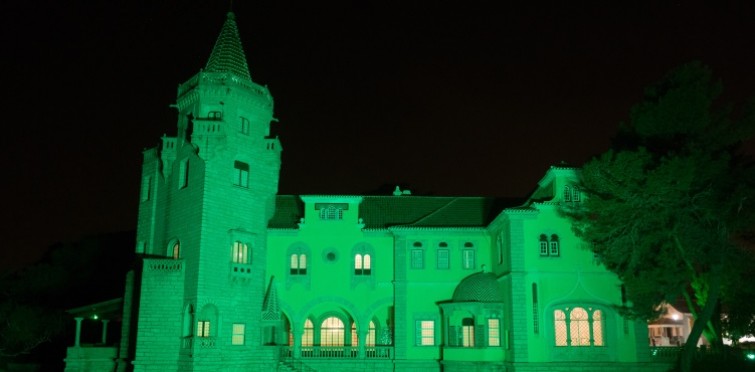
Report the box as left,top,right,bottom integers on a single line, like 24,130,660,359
183,305,194,337
564,185,572,202
355,254,371,275
539,235,549,256
233,161,249,188
321,317,345,346
462,318,475,347
302,319,314,346
549,235,560,256
539,234,561,257
171,241,180,259
572,186,581,202
197,305,218,338
290,254,307,275
553,306,604,347
351,321,376,346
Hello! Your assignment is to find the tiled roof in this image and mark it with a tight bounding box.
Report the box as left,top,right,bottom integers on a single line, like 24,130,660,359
269,195,521,229
205,12,252,81
452,272,504,303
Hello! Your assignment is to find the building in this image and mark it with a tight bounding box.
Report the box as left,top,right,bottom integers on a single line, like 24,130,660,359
64,12,673,372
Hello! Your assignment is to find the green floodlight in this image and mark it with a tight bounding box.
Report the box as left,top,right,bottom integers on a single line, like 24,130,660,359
746,351,755,361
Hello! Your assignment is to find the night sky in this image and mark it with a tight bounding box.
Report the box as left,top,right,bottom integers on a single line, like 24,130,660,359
3,2,754,269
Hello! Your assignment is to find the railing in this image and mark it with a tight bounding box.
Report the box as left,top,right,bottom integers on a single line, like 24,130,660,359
195,337,217,349
365,346,393,359
145,259,183,272
302,346,358,358
650,346,682,359
280,346,394,359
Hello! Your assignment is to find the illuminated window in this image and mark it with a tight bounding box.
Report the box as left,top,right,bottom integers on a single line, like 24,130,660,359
171,241,180,259
178,159,189,189
366,320,376,346
416,320,435,346
208,111,222,120
462,249,475,270
462,318,475,347
197,320,210,338
554,307,604,347
290,253,307,275
232,323,245,345
240,117,250,135
320,317,345,346
411,249,424,269
488,318,500,346
437,248,449,269
232,241,249,264
233,161,249,188
350,321,375,346
302,319,314,346
355,254,371,275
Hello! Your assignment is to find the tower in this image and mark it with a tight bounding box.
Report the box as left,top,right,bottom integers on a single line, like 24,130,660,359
128,12,281,371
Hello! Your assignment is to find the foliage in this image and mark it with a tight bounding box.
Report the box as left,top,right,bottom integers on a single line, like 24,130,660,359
564,62,755,371
0,232,135,367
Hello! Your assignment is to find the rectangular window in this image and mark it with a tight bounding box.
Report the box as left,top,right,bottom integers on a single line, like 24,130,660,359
550,241,560,256
462,249,475,270
437,249,449,269
232,323,245,345
209,111,222,120
234,161,249,188
488,319,500,346
410,249,424,269
140,176,151,202
178,159,189,189
416,320,435,346
197,321,210,337
539,241,549,256
232,241,249,264
462,324,475,347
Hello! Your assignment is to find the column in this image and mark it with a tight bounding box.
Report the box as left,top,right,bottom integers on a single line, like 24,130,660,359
101,319,110,344
293,323,302,358
358,329,367,358
74,317,84,347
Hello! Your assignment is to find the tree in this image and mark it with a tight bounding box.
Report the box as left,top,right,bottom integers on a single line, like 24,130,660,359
564,62,755,372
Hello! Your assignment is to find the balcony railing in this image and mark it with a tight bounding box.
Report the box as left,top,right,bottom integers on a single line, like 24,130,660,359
280,346,393,359
650,346,682,359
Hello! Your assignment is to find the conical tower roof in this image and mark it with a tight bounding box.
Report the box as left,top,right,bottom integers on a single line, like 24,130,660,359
205,12,252,81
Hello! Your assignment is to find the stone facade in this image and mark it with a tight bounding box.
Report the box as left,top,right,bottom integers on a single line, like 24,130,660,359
65,11,674,372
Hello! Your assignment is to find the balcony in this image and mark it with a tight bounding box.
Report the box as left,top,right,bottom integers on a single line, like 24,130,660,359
280,346,393,359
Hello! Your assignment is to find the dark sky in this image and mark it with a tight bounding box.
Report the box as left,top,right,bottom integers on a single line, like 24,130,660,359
2,1,754,269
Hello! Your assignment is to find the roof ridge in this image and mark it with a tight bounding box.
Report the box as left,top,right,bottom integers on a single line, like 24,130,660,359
205,12,252,80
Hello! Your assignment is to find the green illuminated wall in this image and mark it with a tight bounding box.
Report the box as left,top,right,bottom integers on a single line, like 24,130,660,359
102,12,674,372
